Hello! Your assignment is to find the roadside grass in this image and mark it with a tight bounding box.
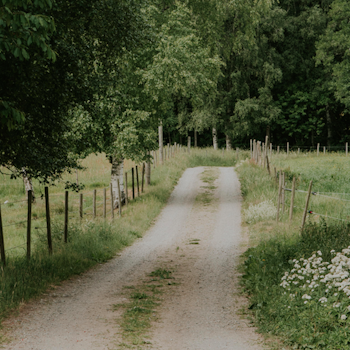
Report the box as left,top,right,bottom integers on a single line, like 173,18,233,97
0,147,238,330
237,153,350,349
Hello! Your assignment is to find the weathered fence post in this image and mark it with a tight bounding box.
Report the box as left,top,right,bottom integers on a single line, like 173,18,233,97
0,204,5,266
27,190,32,259
117,179,122,217
266,156,271,175
270,143,272,157
301,180,313,233
132,167,135,199
289,176,296,223
346,142,348,156
287,142,289,156
317,143,320,156
141,163,145,193
79,193,83,219
282,172,286,213
323,146,326,154
64,191,68,243
188,136,191,153
45,187,52,255
136,165,140,197
277,146,280,154
274,167,277,182
298,148,300,154
250,139,253,159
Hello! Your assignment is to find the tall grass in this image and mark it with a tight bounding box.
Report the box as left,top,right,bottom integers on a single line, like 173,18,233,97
0,147,238,324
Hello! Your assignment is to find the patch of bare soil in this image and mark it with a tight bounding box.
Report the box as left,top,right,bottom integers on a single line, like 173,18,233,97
2,167,267,350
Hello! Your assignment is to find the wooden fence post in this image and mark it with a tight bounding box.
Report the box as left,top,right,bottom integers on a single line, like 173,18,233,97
64,191,68,243
323,146,326,154
117,179,122,217
125,173,128,206
103,188,106,218
141,163,145,193
79,193,83,219
317,143,320,156
266,156,271,175
277,146,280,154
289,176,296,223
136,165,140,197
188,136,191,153
45,187,52,255
110,183,114,219
132,167,135,199
298,148,300,154
250,139,253,159
0,204,5,266
274,167,277,182
287,142,289,156
346,142,348,156
301,180,313,233
93,189,96,219
27,190,32,260
270,143,272,157
276,172,282,222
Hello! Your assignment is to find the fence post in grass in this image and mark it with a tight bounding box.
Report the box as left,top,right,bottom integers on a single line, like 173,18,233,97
45,187,52,255
136,165,140,197
263,143,266,168
188,136,191,153
346,142,348,156
27,190,32,259
0,204,5,266
276,172,282,222
317,143,320,156
289,176,296,223
270,143,272,157
132,167,135,199
236,147,239,159
124,173,128,207
250,139,253,159
301,180,313,233
117,179,122,218
287,142,289,156
298,148,300,155
110,183,114,219
64,191,68,243
282,172,286,213
79,193,83,219
93,189,96,219
103,188,106,218
141,163,145,193
266,155,271,175
274,167,277,182
323,146,326,154
277,145,280,154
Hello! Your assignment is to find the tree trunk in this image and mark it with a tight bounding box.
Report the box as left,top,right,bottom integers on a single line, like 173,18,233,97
326,104,332,147
111,157,125,208
194,130,198,147
159,120,163,165
212,128,218,150
22,168,35,201
225,134,232,150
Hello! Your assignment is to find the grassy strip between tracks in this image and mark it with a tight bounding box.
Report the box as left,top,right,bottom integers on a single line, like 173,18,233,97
0,148,240,339
237,155,350,350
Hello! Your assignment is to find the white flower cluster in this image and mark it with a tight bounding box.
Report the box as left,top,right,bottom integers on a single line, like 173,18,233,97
244,200,277,223
280,248,350,319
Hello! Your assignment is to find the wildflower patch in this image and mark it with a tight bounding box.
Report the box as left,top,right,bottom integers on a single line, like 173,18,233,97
243,200,276,223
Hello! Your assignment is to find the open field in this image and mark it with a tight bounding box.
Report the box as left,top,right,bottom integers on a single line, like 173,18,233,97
237,151,350,350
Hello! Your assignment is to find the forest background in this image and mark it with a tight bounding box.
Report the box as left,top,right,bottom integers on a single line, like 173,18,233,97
1,0,350,190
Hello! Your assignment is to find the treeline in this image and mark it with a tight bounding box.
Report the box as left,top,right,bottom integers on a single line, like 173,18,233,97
1,0,350,191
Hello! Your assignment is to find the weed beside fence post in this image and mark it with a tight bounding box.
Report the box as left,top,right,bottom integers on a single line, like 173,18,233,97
79,193,83,219
103,188,106,218
27,190,32,260
110,183,114,219
45,187,52,255
0,204,5,266
301,180,313,233
93,189,96,219
124,173,128,207
276,172,282,222
289,176,296,223
136,165,140,197
64,191,68,243
117,179,122,218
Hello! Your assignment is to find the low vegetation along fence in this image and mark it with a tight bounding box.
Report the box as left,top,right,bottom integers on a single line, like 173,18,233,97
0,143,189,267
250,137,350,232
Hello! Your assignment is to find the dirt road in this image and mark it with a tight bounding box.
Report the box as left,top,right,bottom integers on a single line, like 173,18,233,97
3,167,266,350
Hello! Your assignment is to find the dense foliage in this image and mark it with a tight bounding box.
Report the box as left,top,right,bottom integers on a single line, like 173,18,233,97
1,0,350,179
